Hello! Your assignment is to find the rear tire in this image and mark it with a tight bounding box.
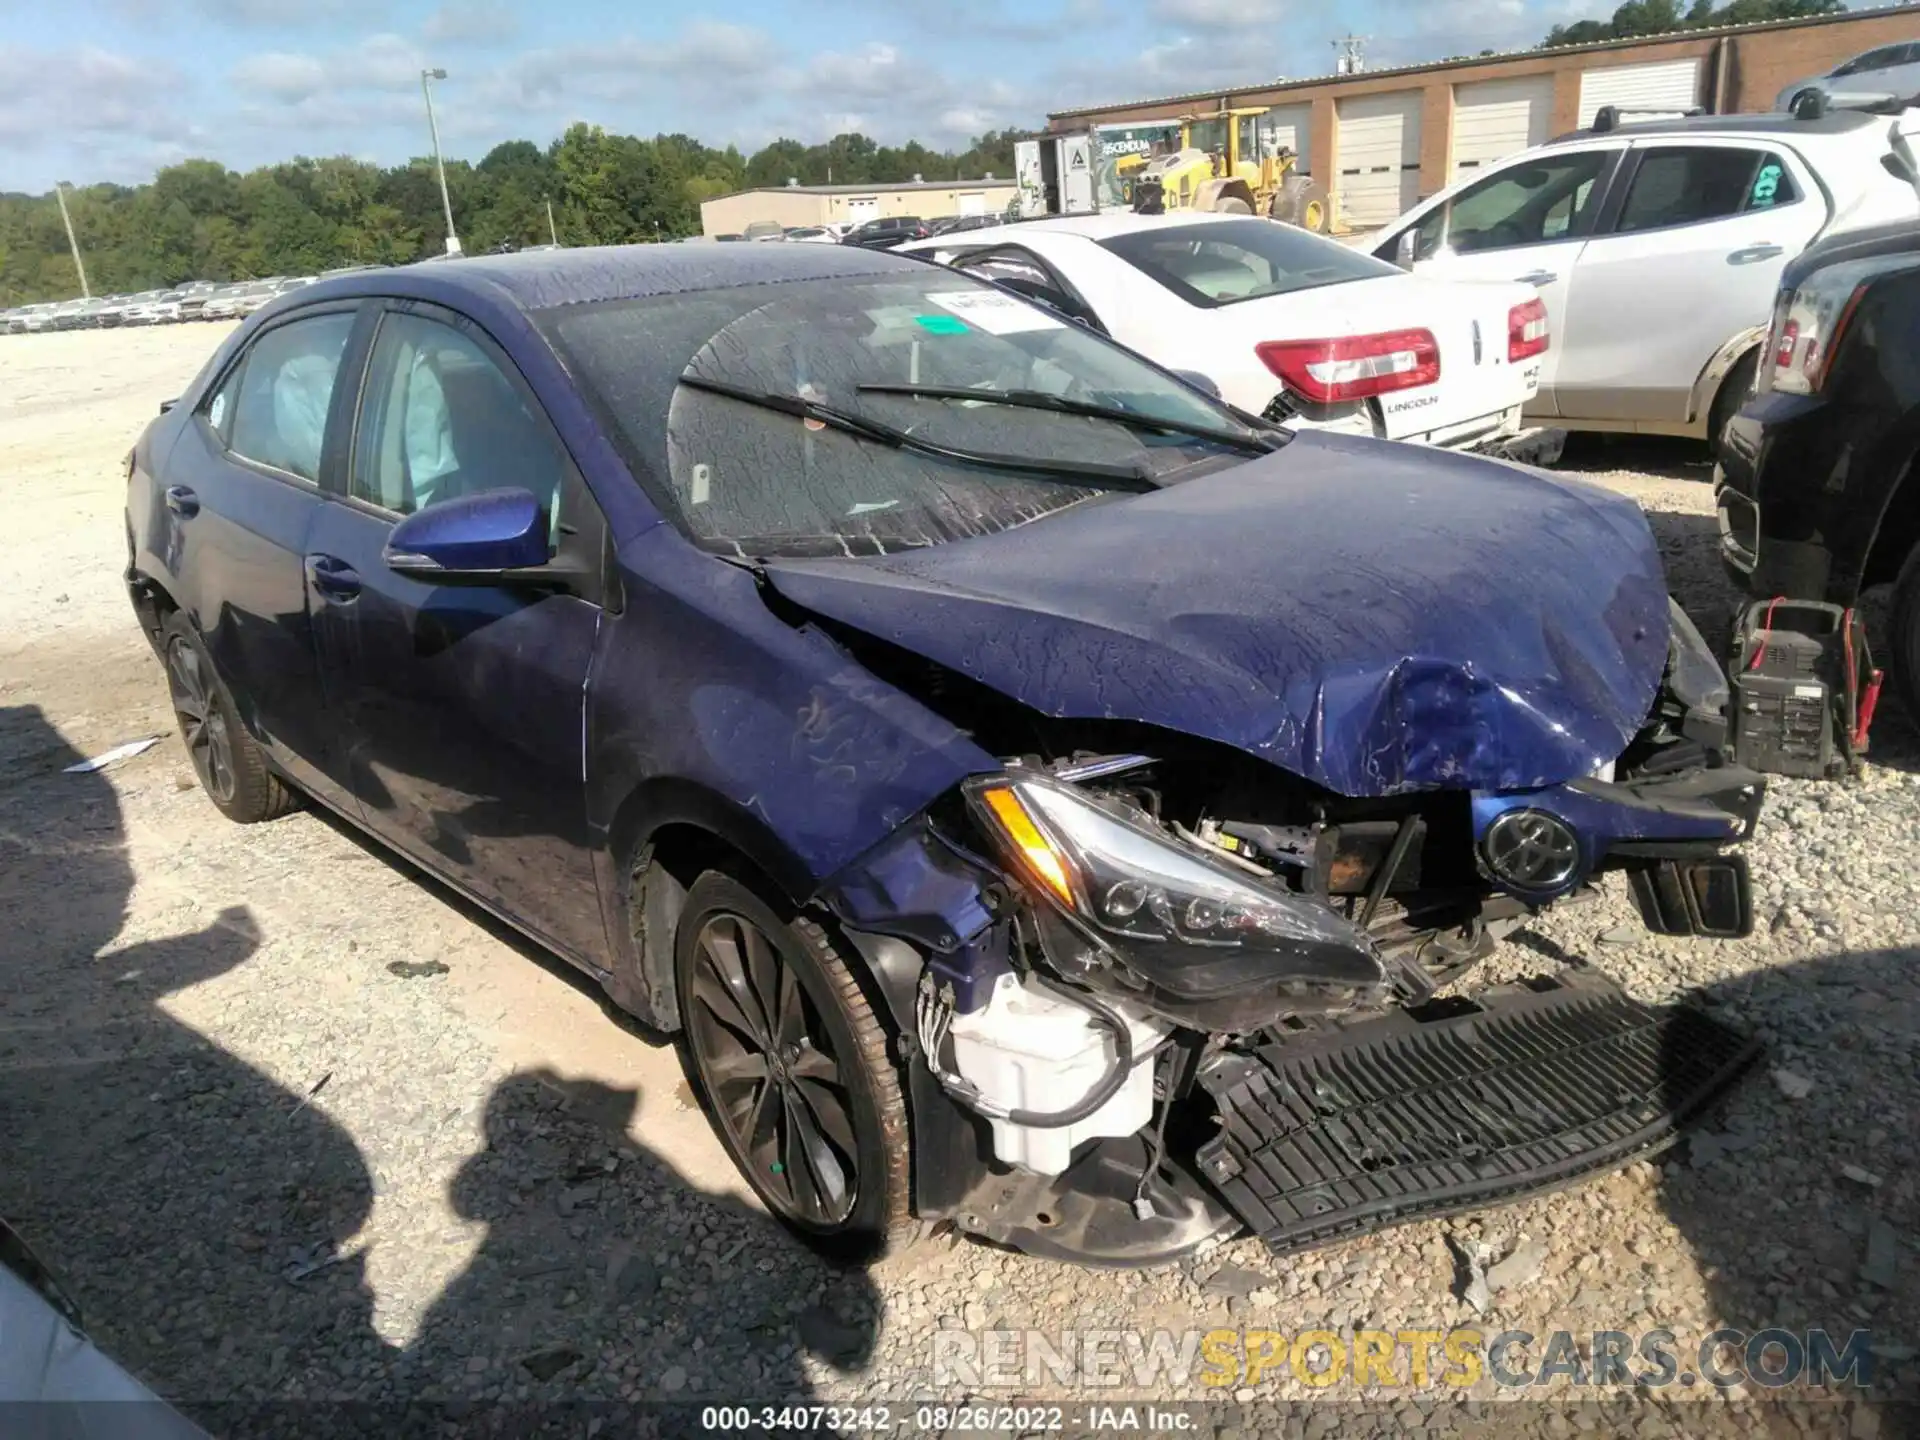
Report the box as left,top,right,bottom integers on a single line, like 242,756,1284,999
673,871,914,1262
1890,544,1920,722
1708,350,1759,467
160,612,298,824
1271,176,1330,233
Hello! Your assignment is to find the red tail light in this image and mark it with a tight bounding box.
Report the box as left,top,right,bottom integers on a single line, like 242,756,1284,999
1255,329,1440,405
1773,317,1800,370
1507,298,1549,362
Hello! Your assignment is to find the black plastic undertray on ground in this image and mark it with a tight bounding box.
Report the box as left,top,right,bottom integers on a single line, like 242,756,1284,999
1195,968,1761,1255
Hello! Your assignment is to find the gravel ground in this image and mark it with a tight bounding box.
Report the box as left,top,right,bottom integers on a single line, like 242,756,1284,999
1,331,1915,1437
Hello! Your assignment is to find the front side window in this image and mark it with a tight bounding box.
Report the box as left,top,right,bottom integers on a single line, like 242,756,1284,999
1413,150,1615,259
1101,218,1397,307
1615,147,1799,235
352,311,569,524
539,272,1269,557
220,312,355,480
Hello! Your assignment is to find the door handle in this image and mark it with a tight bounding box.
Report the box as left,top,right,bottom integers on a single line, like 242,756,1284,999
305,554,362,602
163,485,199,518
1514,270,1557,286
1728,244,1784,264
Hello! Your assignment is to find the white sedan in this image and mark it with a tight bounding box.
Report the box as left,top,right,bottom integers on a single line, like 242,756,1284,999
900,213,1546,451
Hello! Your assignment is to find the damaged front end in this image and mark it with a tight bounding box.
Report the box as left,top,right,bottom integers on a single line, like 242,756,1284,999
816,599,1765,1266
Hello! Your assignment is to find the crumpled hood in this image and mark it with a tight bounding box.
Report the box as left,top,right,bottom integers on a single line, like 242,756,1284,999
763,431,1670,797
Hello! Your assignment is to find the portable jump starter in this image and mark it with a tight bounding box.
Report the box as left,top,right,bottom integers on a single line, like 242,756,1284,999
1727,599,1878,780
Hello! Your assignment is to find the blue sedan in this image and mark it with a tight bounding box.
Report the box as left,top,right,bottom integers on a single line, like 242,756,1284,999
127,244,1765,1264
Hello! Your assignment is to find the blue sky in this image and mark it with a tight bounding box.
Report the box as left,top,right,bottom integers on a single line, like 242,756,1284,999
1,0,1588,192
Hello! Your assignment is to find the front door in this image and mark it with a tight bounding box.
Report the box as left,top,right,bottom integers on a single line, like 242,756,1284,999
1383,146,1621,416
1554,142,1825,425
305,303,610,963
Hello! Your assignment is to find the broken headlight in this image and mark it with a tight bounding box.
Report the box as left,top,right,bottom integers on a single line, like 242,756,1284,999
965,771,1384,1003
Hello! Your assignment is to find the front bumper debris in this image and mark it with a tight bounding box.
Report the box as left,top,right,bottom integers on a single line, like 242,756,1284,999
1194,969,1759,1256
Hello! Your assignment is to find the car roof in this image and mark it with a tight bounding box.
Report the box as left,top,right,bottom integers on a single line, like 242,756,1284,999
304,241,922,312
1548,107,1885,146
902,211,1248,247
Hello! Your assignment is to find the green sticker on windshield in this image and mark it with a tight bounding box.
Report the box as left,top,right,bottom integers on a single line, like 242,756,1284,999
914,314,970,335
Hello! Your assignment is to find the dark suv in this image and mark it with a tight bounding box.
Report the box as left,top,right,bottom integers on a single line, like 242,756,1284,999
1716,217,1920,714
841,216,930,249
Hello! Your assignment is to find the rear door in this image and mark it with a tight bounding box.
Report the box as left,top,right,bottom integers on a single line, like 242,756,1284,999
1374,145,1622,415
304,301,610,962
149,303,365,801
1553,140,1825,425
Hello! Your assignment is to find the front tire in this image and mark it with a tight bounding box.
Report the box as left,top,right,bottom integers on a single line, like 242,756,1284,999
673,872,913,1261
161,612,298,824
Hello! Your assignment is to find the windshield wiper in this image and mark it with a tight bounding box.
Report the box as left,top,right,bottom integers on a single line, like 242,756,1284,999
855,383,1285,454
678,375,1159,491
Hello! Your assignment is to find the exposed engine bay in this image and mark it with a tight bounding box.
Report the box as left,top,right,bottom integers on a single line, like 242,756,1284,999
819,619,1768,1265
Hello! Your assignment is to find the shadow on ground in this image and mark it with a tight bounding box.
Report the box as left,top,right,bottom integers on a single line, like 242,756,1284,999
1657,943,1920,1403
0,704,879,1435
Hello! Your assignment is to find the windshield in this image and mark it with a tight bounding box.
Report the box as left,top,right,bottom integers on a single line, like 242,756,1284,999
539,270,1267,557
1100,218,1398,308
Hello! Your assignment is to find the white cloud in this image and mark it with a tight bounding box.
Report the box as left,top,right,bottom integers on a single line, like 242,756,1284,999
420,1,517,45
1151,0,1290,30
230,32,426,104
0,44,202,156
230,50,327,100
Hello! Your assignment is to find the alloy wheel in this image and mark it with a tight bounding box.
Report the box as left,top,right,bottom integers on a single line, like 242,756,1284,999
165,637,236,805
685,911,858,1227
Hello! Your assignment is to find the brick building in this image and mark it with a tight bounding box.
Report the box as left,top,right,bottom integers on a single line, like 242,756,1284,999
1047,4,1920,230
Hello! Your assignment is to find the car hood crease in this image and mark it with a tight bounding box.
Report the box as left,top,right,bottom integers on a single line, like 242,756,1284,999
762,431,1671,797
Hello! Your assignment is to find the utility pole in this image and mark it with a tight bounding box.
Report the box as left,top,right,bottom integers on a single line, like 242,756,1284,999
544,195,559,246
54,183,90,299
420,68,461,255
1333,34,1368,76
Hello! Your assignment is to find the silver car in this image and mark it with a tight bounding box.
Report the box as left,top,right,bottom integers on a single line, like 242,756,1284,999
1777,41,1920,115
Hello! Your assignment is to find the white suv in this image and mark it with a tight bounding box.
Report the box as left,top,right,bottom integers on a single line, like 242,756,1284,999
1360,107,1920,443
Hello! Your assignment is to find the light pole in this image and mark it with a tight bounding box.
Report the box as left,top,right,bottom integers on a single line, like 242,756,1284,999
420,67,461,255
54,182,90,299
544,195,558,246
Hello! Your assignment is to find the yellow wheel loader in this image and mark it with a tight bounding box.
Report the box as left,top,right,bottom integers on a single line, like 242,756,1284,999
1127,108,1329,233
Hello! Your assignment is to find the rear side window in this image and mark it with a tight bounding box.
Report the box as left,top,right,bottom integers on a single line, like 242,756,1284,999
1615,148,1799,234
1100,218,1396,308
219,313,355,480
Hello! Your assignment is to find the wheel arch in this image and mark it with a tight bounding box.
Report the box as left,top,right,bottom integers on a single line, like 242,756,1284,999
1691,326,1767,435
601,777,821,1032
127,568,180,655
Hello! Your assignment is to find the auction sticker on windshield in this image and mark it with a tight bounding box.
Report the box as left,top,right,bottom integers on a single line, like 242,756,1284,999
927,290,1064,335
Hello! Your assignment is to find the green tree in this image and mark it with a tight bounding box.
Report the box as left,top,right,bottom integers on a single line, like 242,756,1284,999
1545,0,1843,44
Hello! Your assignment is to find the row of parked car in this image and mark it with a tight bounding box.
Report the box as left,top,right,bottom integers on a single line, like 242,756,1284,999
2,274,325,335
714,215,1006,246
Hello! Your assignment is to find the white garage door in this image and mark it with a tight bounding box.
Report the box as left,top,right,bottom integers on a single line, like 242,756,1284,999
957,191,987,215
1578,58,1701,127
846,196,879,223
1264,103,1313,174
1451,75,1554,181
1336,90,1422,230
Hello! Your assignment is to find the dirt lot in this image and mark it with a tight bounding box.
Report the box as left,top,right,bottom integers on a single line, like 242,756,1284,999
2,325,1915,1434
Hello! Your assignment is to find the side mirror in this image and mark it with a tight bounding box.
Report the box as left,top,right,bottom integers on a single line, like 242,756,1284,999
1393,229,1419,271
1173,369,1223,398
384,488,550,585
